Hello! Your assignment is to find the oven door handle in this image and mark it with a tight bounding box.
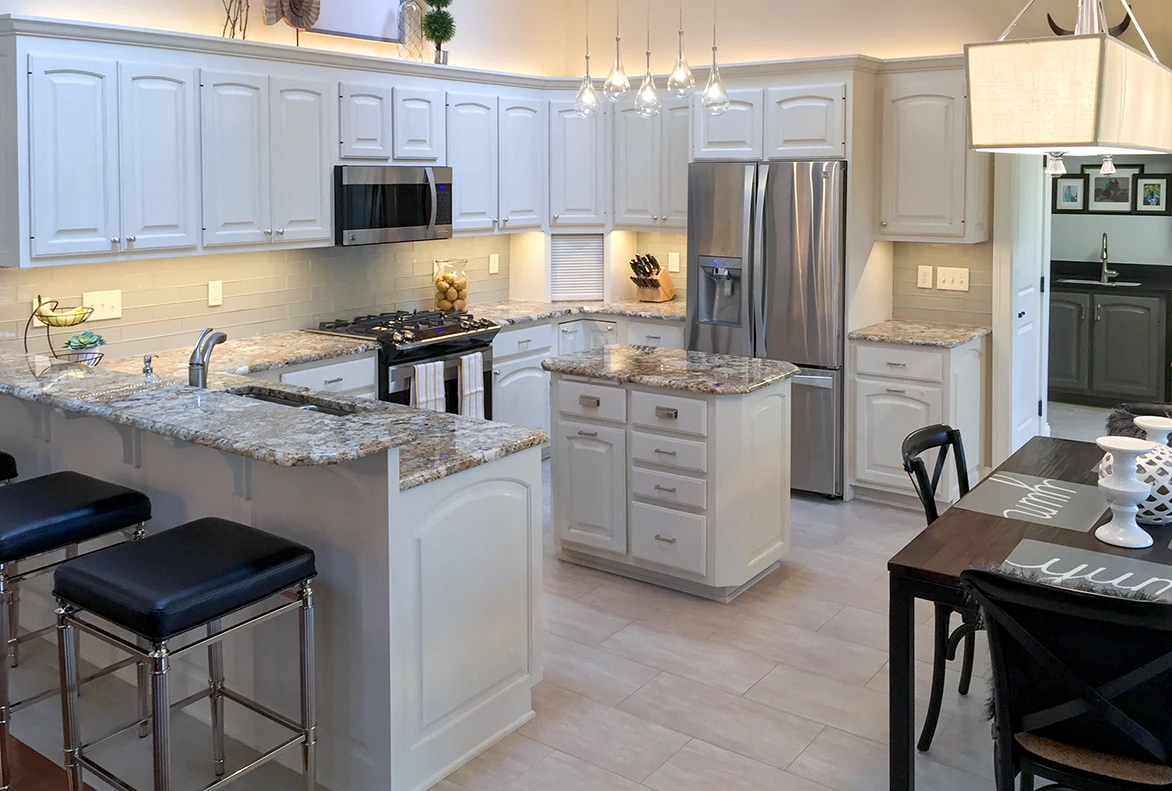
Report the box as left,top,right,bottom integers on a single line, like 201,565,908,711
426,167,439,239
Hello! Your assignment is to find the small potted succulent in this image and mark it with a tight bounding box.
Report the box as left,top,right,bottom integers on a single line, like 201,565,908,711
422,0,455,64
63,330,106,366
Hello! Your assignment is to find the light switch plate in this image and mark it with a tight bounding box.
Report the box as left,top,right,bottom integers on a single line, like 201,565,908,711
488,253,500,275
917,265,933,289
937,266,970,292
208,280,223,307
82,290,122,321
668,252,681,273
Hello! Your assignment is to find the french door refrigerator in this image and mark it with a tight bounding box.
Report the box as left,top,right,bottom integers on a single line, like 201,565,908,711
686,160,845,497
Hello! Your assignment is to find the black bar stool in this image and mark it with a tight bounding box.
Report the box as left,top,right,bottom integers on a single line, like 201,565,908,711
0,453,16,485
53,517,318,791
0,470,151,791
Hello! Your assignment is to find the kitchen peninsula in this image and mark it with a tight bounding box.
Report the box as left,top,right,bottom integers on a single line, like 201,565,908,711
0,350,545,791
544,345,797,602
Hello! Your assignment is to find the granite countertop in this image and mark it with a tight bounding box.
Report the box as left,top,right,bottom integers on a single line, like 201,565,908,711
0,351,544,486
475,299,687,327
542,345,798,395
848,320,991,349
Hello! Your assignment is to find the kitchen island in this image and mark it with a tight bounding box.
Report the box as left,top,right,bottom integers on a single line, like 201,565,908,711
0,351,545,791
543,345,798,602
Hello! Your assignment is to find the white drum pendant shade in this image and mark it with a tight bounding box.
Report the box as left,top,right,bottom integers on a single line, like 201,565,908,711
966,34,1172,155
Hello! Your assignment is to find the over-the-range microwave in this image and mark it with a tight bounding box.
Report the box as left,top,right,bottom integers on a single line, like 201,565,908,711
334,165,453,246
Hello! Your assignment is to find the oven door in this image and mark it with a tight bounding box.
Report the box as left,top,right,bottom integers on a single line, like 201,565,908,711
335,166,453,246
382,347,494,420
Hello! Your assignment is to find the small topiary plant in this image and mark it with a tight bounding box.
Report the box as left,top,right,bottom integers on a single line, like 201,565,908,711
422,0,455,55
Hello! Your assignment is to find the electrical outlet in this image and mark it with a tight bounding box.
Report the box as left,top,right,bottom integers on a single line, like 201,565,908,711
82,290,122,321
668,252,681,273
937,266,970,292
488,253,500,275
917,265,933,289
208,280,223,307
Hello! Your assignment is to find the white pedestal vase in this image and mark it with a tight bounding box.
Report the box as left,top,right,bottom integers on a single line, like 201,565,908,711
1132,416,1172,526
1096,436,1157,549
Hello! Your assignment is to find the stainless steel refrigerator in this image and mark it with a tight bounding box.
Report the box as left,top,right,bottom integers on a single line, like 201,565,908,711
686,161,845,497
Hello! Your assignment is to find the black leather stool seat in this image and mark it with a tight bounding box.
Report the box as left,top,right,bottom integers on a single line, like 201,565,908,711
0,471,151,564
0,452,15,482
54,518,317,641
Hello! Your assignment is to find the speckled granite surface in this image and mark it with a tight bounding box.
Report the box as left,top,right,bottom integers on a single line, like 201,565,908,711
476,299,687,326
0,351,545,486
848,320,991,348
542,345,798,394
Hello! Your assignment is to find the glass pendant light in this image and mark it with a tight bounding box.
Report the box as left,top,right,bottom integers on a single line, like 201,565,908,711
634,0,662,118
603,0,631,103
1100,155,1117,175
1045,153,1068,176
701,0,730,116
575,37,601,117
667,2,695,98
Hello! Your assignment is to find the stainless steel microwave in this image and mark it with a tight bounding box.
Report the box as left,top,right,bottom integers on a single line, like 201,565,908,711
334,165,453,246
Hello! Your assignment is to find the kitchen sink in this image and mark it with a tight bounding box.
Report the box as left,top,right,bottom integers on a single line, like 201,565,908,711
228,387,356,417
1057,279,1143,287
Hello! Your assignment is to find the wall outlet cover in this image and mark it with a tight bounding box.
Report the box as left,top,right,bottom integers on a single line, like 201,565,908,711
82,290,122,321
937,266,970,292
208,280,223,307
489,253,500,275
917,265,933,289
668,252,681,273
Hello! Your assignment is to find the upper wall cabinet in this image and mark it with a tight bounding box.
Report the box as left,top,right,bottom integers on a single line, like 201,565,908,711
498,96,547,231
271,78,331,243
614,98,688,230
448,92,499,233
764,83,846,159
878,70,990,243
693,88,763,161
393,86,446,163
339,82,391,160
550,100,608,227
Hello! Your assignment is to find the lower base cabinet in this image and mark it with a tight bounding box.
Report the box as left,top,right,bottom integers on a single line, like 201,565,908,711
854,378,943,490
555,420,627,552
492,355,550,439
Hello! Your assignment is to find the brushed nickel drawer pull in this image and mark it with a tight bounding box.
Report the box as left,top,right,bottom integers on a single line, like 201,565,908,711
654,534,677,544
886,361,907,368
655,406,679,420
653,448,677,456
886,387,906,394
577,430,598,437
323,377,344,385
654,485,677,494
579,395,601,408
646,335,661,341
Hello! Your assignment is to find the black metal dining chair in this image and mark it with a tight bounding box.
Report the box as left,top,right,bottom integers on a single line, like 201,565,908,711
962,568,1172,791
901,424,981,752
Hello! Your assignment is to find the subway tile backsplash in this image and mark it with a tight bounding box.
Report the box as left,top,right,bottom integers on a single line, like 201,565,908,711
636,232,688,299
0,237,511,361
891,241,993,327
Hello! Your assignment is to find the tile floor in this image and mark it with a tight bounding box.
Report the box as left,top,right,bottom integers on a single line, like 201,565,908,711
1048,400,1111,443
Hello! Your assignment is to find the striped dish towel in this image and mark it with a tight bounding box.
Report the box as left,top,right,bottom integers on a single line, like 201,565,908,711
459,352,486,419
411,361,446,412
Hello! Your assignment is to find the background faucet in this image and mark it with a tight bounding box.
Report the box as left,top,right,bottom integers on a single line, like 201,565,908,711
1100,232,1118,284
188,328,227,388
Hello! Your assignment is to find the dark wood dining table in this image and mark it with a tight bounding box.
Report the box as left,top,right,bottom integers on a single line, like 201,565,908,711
886,435,1172,791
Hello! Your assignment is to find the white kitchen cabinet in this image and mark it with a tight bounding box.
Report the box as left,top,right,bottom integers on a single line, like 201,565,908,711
270,78,331,243
661,101,690,228
613,99,689,230
854,378,942,489
393,86,445,162
29,56,120,258
201,70,271,247
558,319,617,354
764,83,846,159
492,355,551,439
339,82,391,159
556,419,627,553
627,321,684,349
447,92,499,233
549,100,608,227
878,70,990,242
498,96,546,230
692,88,764,161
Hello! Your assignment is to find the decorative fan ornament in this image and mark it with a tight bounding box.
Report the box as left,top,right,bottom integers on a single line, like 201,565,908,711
264,0,321,29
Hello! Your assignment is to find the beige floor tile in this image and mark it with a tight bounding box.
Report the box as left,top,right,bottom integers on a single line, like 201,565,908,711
924,704,996,779
429,780,463,790
518,683,688,783
541,632,659,706
744,665,892,745
617,673,824,770
444,733,553,791
505,751,646,791
599,622,777,695
817,605,888,650
543,556,609,599
733,586,846,632
577,577,733,639
643,739,835,791
543,591,632,645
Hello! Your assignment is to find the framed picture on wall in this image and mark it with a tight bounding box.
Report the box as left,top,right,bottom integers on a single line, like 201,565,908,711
1052,175,1088,213
1082,163,1144,213
1133,174,1172,215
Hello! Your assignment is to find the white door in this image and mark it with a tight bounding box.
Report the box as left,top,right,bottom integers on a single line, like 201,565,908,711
660,100,691,229
29,56,120,258
879,72,966,237
613,105,661,228
498,96,546,231
447,92,498,233
549,101,607,227
270,78,332,243
201,70,270,247
854,378,943,490
119,63,200,252
393,86,446,162
555,419,627,553
764,83,845,159
492,356,550,438
340,82,392,159
692,88,764,161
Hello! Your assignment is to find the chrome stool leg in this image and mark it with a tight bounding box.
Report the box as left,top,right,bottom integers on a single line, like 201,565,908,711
65,545,80,693
299,583,317,791
137,638,151,738
208,620,225,777
57,604,83,791
150,644,171,791
0,569,11,791
7,562,17,670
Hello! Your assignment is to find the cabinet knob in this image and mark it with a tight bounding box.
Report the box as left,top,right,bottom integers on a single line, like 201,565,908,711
110,237,120,244
493,368,501,376
502,217,510,224
553,214,560,221
492,218,499,224
264,229,273,236
126,235,136,243
880,221,889,228
1017,311,1026,319
653,215,660,221
277,228,285,236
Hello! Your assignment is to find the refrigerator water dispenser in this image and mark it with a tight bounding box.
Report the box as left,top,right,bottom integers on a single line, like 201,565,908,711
697,256,743,326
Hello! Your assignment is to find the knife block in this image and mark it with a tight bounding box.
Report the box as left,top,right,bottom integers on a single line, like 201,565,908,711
636,271,676,303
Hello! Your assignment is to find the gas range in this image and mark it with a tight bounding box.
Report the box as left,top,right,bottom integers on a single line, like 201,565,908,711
309,310,500,364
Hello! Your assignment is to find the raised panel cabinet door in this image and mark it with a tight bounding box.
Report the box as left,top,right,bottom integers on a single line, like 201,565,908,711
660,100,691,229
613,105,661,228
1047,291,1091,392
584,321,619,350
549,100,607,226
555,419,627,553
879,72,966,237
854,377,943,490
29,56,120,258
498,96,546,231
447,93,499,233
692,88,764,160
119,63,200,252
764,83,846,159
270,78,332,243
340,82,391,159
1092,294,1166,400
558,320,586,355
393,86,446,162
491,356,550,438
201,70,270,247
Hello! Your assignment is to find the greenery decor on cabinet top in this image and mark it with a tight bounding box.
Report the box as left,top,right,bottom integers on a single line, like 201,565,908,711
422,0,456,56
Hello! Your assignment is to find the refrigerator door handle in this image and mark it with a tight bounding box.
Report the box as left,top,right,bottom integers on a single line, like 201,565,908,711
751,163,769,356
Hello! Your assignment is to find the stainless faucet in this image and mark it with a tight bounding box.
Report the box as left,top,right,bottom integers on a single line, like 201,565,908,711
1100,232,1118,284
188,328,227,388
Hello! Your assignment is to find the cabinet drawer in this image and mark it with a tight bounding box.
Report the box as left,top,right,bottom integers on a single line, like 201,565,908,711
854,344,943,383
280,355,376,392
628,321,685,349
494,323,554,359
559,381,626,422
630,432,708,473
632,468,707,510
630,502,706,575
631,391,707,437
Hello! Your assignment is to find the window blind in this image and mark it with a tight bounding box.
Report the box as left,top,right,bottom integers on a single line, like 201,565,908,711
549,234,605,301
